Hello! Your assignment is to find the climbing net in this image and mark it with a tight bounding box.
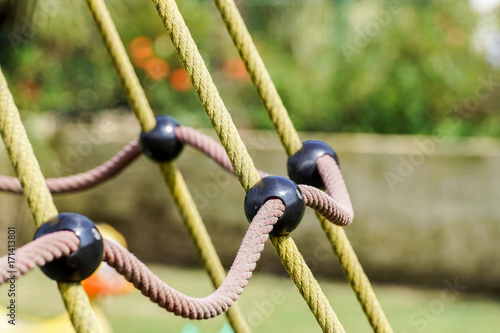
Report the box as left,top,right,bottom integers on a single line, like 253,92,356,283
0,0,393,332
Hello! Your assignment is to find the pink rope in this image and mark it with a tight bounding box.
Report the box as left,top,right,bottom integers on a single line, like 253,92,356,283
0,200,284,319
103,199,284,319
0,140,141,194
175,126,270,178
0,125,352,225
176,126,352,226
0,231,79,283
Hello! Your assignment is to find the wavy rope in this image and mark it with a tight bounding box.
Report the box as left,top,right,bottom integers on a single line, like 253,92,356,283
150,1,344,331
104,199,282,319
0,200,282,320
151,0,260,192
0,68,100,333
211,1,393,331
0,140,141,194
85,0,251,330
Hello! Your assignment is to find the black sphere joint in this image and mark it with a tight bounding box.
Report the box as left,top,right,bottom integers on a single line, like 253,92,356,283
140,115,184,162
34,213,103,282
244,176,305,237
287,140,339,189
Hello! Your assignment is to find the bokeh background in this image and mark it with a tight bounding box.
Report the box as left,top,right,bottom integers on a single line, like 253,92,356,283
0,0,499,332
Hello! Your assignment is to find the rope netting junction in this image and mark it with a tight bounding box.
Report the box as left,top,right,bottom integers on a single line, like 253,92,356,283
0,0,393,332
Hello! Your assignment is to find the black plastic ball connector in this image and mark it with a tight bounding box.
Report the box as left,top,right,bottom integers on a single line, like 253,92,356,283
140,115,184,162
287,140,339,189
244,176,305,237
34,213,104,282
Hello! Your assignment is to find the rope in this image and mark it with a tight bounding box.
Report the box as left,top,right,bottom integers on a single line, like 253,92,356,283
158,162,251,331
211,1,393,331
85,0,251,330
0,67,101,332
175,125,353,226
271,236,345,333
0,200,283,319
104,199,282,319
150,2,345,330
0,231,79,282
151,0,261,192
0,140,141,194
85,0,156,132
318,157,393,333
212,0,302,156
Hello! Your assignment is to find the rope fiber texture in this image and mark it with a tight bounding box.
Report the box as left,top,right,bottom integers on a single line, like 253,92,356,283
176,125,354,227
0,231,79,283
0,200,283,320
209,0,393,331
85,0,252,330
318,157,393,333
149,1,347,329
152,0,260,192
212,0,302,156
104,199,282,319
0,67,101,333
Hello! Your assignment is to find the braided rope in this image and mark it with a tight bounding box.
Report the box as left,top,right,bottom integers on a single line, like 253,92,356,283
212,0,302,156
0,200,282,320
0,231,79,283
318,156,393,333
271,236,345,333
0,140,140,194
151,0,260,192
0,68,100,332
149,2,345,330
85,0,155,132
104,199,282,319
176,125,353,227
85,0,251,330
210,1,393,331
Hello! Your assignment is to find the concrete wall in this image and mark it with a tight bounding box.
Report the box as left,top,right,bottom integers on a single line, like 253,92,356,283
0,113,498,292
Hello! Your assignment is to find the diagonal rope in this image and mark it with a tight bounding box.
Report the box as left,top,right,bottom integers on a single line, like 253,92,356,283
151,0,260,192
271,235,344,333
317,156,393,333
212,1,393,332
0,67,100,333
150,1,345,331
84,0,251,331
212,0,302,157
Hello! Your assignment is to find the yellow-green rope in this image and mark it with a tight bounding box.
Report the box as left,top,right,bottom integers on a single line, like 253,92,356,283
213,0,302,157
151,1,345,331
0,68,100,333
271,236,345,333
85,0,250,331
319,214,392,333
152,0,260,192
212,1,393,332
84,0,155,132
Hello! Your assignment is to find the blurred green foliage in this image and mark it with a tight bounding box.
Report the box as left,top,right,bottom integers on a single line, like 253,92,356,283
0,0,499,136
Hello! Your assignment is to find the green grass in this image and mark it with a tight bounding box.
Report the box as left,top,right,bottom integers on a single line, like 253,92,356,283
1,265,499,332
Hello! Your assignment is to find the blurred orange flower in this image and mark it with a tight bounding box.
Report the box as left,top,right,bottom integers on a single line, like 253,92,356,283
130,36,153,68
169,68,191,92
144,57,169,81
224,57,248,80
